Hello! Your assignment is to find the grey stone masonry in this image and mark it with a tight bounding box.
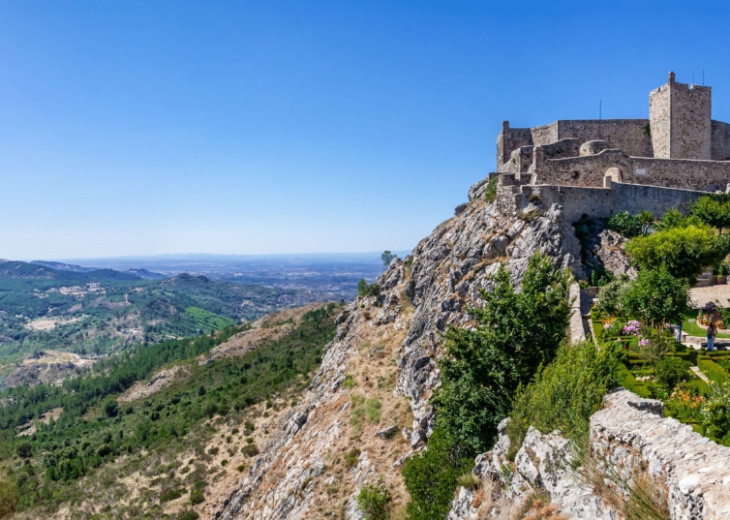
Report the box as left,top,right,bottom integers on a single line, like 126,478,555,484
496,72,730,194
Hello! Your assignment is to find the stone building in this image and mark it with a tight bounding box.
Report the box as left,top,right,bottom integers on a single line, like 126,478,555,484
497,72,730,193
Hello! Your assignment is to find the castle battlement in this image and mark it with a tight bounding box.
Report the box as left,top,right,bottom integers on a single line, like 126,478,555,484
497,72,730,192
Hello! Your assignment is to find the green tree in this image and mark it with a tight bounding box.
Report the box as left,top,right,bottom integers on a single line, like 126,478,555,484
16,441,32,459
103,398,119,418
432,254,572,455
625,223,728,283
381,250,397,268
620,265,690,327
691,194,730,233
357,279,380,298
402,428,470,520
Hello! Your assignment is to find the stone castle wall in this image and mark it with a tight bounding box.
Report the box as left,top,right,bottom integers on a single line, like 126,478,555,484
498,119,651,171
505,178,707,227
557,119,652,157
711,120,730,160
535,149,730,192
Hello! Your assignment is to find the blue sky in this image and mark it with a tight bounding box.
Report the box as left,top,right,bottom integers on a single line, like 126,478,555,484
1,0,729,259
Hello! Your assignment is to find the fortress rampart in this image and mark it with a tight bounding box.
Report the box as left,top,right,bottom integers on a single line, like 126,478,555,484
494,72,730,199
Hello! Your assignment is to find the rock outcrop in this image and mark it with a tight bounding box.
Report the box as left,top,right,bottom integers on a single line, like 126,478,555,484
447,389,730,520
215,177,587,519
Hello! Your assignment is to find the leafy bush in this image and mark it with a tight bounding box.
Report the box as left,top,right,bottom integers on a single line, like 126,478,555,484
625,223,728,283
241,444,259,457
690,194,730,232
356,478,391,520
160,487,186,503
607,211,644,238
506,341,618,456
701,382,730,444
190,488,205,505
178,511,200,520
432,254,572,455
595,278,631,317
699,358,728,384
484,177,498,203
345,448,361,468
654,357,690,392
402,428,470,520
103,398,120,418
615,364,652,398
357,279,380,299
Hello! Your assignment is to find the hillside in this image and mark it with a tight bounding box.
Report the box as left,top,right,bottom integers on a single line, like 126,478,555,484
0,261,322,388
211,176,730,520
0,303,340,519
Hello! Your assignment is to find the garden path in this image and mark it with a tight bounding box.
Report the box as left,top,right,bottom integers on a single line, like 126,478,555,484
690,366,710,384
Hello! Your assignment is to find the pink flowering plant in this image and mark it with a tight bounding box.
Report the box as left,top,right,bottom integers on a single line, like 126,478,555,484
622,320,641,335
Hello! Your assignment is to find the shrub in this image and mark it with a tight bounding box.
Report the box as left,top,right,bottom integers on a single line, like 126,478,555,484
506,341,618,457
698,359,728,385
456,472,478,489
402,427,470,520
190,488,205,505
595,278,631,317
625,223,728,283
620,266,689,327
701,382,730,444
343,374,356,389
356,478,391,520
484,177,498,204
607,211,643,238
241,444,259,457
178,510,200,520
103,398,120,418
16,442,32,459
160,487,186,503
654,357,690,392
345,448,361,468
0,479,17,517
432,254,572,455
357,279,380,299
244,420,255,432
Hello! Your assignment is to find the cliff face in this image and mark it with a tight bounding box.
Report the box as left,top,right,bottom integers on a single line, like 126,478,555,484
215,177,587,520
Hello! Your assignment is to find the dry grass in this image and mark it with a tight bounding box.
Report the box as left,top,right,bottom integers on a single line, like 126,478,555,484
578,444,669,520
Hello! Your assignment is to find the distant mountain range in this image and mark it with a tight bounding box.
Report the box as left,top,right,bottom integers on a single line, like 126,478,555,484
0,260,325,380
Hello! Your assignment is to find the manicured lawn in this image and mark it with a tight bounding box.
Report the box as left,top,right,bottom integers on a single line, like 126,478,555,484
682,310,730,339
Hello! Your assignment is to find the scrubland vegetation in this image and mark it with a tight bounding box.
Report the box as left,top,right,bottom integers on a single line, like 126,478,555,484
0,304,339,518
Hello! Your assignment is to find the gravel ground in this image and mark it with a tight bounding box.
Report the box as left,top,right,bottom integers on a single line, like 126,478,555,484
690,283,730,308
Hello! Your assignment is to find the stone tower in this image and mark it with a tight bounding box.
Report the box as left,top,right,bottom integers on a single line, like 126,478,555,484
649,71,712,160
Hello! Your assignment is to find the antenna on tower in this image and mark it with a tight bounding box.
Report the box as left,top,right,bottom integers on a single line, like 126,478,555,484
599,99,602,139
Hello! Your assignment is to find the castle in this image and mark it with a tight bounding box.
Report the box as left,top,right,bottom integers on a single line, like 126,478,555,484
496,72,730,193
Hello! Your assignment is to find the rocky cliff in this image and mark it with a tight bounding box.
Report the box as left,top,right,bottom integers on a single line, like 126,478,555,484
214,174,730,520
215,177,590,520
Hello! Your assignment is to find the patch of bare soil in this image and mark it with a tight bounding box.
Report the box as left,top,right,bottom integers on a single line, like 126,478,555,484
25,316,84,331
118,365,187,403
116,303,329,404
3,351,93,389
17,407,63,437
